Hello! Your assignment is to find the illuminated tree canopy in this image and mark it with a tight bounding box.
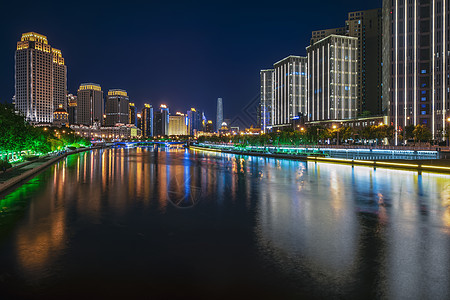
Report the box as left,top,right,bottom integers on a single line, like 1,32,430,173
0,103,90,159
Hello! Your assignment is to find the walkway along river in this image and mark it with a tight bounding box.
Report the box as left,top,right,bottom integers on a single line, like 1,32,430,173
0,147,449,298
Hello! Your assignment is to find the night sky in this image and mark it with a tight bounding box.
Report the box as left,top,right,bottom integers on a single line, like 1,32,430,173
0,0,381,123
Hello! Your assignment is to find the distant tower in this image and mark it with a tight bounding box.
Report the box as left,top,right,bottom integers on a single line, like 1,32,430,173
154,104,169,136
77,83,103,126
105,89,129,126
15,32,67,123
141,104,153,138
216,98,223,132
128,102,136,125
67,93,77,125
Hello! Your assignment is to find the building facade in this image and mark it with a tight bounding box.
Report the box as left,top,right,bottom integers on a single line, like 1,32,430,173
307,35,358,121
67,93,77,125
311,27,347,45
77,83,104,126
187,108,202,135
153,105,169,136
216,98,223,132
272,56,308,126
347,9,383,116
383,0,450,142
15,32,67,123
260,69,274,132
105,89,129,126
141,104,153,138
168,113,188,136
129,102,136,125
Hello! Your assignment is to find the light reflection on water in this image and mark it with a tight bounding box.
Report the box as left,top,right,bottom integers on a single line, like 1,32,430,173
0,147,449,298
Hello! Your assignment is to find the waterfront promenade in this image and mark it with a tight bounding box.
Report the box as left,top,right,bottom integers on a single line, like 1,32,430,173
190,144,450,174
0,147,96,195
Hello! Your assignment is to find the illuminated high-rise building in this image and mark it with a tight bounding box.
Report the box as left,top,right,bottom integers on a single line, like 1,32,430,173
187,108,202,135
141,104,153,138
347,9,383,116
105,89,129,126
383,0,449,142
15,32,67,123
129,102,136,125
307,35,358,120
309,9,383,118
154,104,169,136
260,69,274,132
67,93,77,125
168,112,188,136
77,83,104,126
272,56,308,125
216,98,223,132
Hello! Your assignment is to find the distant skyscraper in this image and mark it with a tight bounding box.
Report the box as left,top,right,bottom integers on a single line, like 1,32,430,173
272,56,308,125
260,69,274,132
154,104,169,136
67,94,77,125
105,89,129,126
77,83,104,126
383,0,449,142
216,98,223,132
168,112,188,136
187,108,202,135
15,32,67,123
128,102,136,125
141,104,153,138
307,35,358,120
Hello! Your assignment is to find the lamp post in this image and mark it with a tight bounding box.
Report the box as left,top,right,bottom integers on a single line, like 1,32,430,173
332,125,339,146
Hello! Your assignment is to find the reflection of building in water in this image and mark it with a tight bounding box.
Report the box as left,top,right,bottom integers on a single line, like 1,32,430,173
256,161,358,278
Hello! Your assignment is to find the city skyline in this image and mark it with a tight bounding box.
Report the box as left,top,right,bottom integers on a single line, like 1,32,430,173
0,0,380,119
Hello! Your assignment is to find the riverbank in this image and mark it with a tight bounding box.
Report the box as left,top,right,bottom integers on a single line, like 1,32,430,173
189,145,450,174
0,146,100,195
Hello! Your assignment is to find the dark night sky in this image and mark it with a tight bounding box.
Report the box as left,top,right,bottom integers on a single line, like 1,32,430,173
0,0,381,122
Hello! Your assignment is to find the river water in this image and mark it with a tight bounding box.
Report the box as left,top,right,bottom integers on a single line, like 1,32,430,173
0,147,449,299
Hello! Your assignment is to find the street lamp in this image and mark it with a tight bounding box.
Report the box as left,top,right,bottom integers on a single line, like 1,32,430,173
332,125,339,145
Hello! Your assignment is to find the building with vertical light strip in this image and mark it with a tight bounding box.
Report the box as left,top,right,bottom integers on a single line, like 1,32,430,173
141,104,153,138
272,56,308,126
77,83,104,126
383,0,449,142
128,102,136,125
260,69,274,132
105,89,129,126
307,35,358,121
216,98,223,132
187,108,202,135
15,32,67,123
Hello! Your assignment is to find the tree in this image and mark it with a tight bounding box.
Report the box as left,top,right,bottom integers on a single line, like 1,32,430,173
404,125,415,140
413,125,432,142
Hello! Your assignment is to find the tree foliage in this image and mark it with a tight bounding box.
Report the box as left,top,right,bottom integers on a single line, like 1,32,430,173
0,103,90,157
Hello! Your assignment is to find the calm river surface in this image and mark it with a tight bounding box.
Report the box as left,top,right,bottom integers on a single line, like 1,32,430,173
0,147,450,299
